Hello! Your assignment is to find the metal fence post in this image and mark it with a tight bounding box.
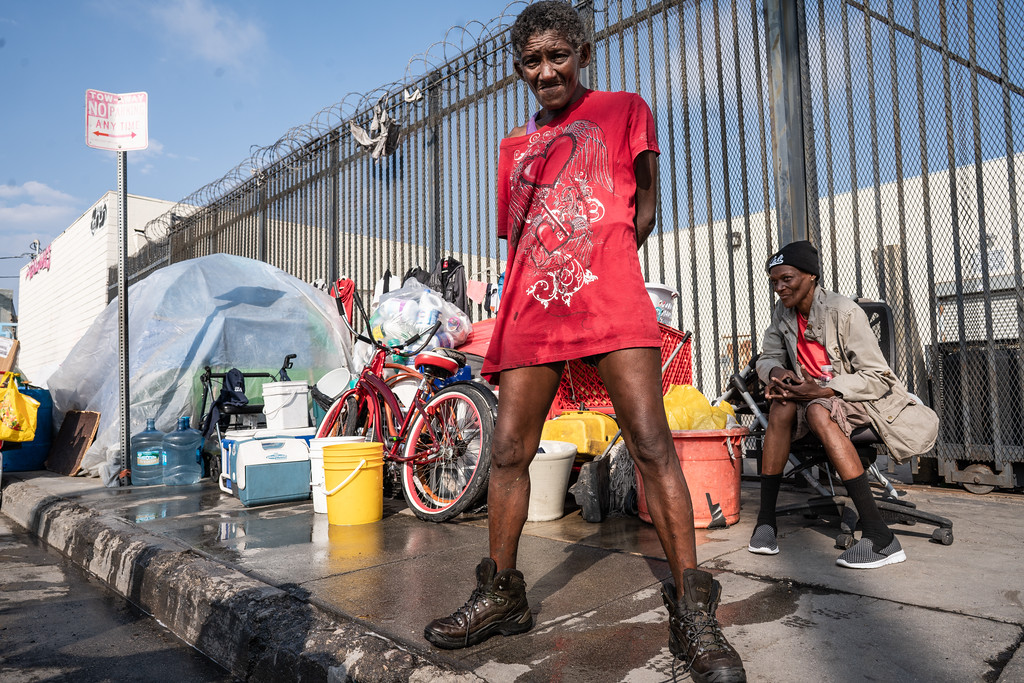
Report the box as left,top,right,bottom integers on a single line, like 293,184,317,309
257,171,267,263
578,0,597,89
328,131,340,285
427,70,443,268
765,0,810,247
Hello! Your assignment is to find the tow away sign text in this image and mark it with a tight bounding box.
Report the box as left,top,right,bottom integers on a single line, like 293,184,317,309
86,90,148,151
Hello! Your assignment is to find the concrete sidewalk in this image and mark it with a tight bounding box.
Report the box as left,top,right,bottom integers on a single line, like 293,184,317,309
1,470,1022,682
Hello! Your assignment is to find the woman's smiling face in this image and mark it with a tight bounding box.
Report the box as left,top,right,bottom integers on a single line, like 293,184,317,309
769,264,817,313
514,30,591,114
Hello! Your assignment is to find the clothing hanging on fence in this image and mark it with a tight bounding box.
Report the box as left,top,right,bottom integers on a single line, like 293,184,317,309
485,283,500,314
372,269,403,307
466,280,488,305
330,277,355,323
428,256,468,314
403,266,431,286
349,96,402,161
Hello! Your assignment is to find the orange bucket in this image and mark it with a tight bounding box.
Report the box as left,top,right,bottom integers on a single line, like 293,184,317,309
635,428,747,528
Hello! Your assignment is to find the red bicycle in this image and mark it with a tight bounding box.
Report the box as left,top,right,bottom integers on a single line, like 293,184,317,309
317,300,495,522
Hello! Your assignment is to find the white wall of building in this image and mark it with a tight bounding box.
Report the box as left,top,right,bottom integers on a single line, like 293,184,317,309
17,192,177,382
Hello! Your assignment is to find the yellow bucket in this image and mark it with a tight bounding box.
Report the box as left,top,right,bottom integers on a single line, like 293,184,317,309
322,442,384,525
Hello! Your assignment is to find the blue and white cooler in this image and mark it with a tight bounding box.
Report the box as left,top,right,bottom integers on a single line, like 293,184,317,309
219,427,314,507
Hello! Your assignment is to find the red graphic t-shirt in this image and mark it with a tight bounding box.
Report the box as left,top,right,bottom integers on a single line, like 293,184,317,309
482,90,662,382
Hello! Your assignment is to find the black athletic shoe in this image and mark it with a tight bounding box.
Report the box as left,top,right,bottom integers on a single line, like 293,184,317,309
424,557,533,649
662,568,746,683
836,536,906,569
747,523,779,555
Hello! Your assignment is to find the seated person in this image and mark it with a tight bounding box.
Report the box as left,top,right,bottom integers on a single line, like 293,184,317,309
749,240,938,569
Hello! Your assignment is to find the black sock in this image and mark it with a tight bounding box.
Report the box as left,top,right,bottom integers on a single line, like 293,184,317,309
843,472,894,550
756,473,783,530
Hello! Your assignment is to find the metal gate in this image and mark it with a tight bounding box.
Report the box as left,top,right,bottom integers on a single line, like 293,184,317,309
120,0,1024,490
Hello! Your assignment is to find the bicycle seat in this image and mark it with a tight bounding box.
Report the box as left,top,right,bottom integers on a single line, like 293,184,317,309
414,350,462,379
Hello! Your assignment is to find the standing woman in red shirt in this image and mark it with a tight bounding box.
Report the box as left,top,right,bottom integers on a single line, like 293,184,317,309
424,3,745,680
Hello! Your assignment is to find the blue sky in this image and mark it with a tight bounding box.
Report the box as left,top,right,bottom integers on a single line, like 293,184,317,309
0,0,519,302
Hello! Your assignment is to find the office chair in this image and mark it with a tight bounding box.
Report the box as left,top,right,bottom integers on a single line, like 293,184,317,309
721,298,954,548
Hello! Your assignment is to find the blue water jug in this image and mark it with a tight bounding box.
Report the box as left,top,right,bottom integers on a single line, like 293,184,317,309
162,416,203,485
131,418,165,486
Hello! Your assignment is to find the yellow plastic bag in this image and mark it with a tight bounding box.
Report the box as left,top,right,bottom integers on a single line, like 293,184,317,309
0,373,39,443
663,385,735,431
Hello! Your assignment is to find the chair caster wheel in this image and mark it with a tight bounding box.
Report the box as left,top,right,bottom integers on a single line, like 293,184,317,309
835,532,855,550
931,527,954,545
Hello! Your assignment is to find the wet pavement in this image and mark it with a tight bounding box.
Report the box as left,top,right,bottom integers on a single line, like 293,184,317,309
2,469,1023,682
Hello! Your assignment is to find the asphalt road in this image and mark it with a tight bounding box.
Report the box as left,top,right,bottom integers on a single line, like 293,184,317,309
0,513,233,683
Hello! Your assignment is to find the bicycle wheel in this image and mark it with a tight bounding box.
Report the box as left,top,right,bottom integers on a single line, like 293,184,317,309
401,383,493,522
317,394,367,438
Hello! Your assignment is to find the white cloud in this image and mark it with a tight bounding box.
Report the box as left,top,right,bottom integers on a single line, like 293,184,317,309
150,0,266,71
0,181,76,205
0,182,80,245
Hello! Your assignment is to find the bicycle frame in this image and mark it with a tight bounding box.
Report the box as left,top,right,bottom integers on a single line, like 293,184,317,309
346,372,430,462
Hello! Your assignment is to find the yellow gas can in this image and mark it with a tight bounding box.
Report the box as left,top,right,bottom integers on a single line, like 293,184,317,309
541,411,619,459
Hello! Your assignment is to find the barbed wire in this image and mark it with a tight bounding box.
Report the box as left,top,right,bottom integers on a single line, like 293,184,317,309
141,0,557,244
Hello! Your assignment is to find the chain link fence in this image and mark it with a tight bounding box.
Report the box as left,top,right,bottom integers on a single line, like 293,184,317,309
115,0,1023,490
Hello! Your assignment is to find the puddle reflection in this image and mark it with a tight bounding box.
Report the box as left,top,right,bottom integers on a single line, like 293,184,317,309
311,514,384,564
216,514,313,551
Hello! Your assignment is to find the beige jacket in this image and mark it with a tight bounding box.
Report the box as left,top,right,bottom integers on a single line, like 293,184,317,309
755,287,938,463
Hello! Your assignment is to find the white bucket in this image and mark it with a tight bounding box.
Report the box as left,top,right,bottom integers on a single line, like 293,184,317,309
645,282,679,325
527,440,578,522
263,381,310,430
309,436,365,513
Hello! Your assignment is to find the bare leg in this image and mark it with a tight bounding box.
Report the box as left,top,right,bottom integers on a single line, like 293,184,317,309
596,347,696,596
804,403,864,480
761,399,797,476
487,363,564,572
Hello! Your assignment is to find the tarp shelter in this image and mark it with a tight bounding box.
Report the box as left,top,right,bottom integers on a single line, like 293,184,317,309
48,254,353,483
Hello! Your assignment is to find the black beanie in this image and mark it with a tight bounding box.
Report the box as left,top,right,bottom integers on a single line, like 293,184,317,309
766,240,819,278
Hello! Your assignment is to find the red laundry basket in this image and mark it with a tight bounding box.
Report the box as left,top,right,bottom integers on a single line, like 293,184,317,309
549,324,692,418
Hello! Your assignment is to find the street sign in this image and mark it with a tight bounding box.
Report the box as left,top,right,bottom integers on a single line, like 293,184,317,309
85,90,148,151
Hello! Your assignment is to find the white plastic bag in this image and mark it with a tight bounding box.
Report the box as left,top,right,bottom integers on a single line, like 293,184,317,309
373,281,472,348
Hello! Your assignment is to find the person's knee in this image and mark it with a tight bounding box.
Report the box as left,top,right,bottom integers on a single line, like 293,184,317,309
626,426,675,471
805,403,835,435
767,400,797,429
489,431,534,474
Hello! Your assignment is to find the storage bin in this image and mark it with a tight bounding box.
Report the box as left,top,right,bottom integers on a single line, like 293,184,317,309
635,428,747,528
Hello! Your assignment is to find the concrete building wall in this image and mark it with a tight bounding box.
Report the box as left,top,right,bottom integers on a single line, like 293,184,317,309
17,193,177,381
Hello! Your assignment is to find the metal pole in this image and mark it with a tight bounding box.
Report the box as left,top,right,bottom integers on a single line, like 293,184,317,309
765,0,809,246
427,70,443,268
257,171,267,263
329,131,340,285
117,151,130,485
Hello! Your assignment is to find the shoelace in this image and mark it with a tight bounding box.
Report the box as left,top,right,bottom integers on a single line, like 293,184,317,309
452,587,492,647
676,609,730,669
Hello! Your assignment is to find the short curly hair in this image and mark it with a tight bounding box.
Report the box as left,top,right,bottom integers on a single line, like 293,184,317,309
510,1,589,61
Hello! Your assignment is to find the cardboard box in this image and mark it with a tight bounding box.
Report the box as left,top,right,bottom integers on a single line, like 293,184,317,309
0,338,18,374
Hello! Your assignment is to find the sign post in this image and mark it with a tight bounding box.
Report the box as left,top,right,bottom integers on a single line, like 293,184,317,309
86,89,148,485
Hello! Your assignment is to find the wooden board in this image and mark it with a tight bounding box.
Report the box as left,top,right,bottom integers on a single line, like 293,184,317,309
0,338,17,374
45,410,100,476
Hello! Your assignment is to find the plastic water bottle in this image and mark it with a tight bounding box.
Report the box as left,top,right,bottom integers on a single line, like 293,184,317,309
162,416,203,485
131,418,165,486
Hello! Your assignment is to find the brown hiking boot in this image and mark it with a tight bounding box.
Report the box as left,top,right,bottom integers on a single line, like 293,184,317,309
424,557,533,649
661,568,746,683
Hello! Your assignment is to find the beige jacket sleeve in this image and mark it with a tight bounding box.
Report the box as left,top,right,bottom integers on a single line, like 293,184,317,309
825,303,896,402
755,304,791,385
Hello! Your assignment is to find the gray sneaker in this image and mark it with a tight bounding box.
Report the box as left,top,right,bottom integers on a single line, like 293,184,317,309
747,524,779,555
836,536,906,569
